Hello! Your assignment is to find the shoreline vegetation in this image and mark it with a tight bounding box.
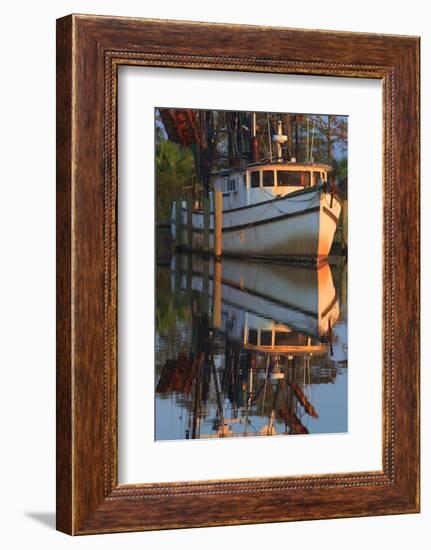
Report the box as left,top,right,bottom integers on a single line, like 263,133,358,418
155,109,347,222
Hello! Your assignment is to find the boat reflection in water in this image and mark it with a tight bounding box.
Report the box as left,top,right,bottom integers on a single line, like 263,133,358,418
155,255,347,440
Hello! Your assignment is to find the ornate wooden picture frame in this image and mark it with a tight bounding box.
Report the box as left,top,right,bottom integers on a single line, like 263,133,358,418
56,14,420,535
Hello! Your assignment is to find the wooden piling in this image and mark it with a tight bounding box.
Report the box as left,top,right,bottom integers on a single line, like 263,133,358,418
175,199,183,248
212,259,222,328
186,197,193,250
174,253,182,302
203,197,210,253
341,199,348,252
214,191,222,258
201,259,209,315
185,252,192,303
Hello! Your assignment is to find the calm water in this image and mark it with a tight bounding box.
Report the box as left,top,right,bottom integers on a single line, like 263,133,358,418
155,253,347,440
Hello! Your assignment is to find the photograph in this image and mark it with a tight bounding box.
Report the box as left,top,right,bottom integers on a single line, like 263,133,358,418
154,108,348,440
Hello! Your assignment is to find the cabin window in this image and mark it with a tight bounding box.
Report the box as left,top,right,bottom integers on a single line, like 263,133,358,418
274,331,307,346
262,171,275,187
248,329,258,345
250,171,260,188
228,178,237,192
260,331,272,346
225,319,235,332
222,177,238,192
277,171,311,187
274,331,295,346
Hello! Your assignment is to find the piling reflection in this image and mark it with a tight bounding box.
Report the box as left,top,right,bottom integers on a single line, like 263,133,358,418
155,255,347,440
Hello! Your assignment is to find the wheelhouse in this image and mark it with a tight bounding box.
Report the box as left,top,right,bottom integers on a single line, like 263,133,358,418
244,325,326,354
213,163,332,208
247,165,329,190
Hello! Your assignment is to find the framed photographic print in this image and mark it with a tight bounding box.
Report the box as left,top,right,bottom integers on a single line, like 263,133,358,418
56,14,420,534
152,106,348,443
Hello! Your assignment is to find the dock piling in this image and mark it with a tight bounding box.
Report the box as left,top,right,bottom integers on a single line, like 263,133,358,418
203,197,210,254
214,191,222,259
186,197,193,250
175,199,183,248
174,254,182,302
212,259,222,328
201,259,209,315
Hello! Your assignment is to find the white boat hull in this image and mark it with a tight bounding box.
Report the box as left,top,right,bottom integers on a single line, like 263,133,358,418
172,189,342,261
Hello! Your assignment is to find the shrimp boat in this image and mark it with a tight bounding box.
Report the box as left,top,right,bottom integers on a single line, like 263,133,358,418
171,120,342,263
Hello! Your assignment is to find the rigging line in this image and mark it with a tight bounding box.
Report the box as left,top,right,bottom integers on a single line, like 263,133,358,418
259,185,320,206
221,347,233,396
222,201,276,240
211,356,225,433
309,116,316,163
219,187,322,241
267,115,273,161
322,190,341,211
271,198,318,216
221,203,313,241
261,355,271,415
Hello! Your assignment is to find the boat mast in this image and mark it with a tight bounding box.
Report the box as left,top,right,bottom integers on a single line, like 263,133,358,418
250,112,259,162
272,120,288,162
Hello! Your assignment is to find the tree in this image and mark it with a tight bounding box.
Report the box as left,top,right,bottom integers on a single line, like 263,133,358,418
311,115,348,163
155,140,195,221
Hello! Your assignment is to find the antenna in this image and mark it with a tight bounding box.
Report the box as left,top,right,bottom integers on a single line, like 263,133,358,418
250,112,259,162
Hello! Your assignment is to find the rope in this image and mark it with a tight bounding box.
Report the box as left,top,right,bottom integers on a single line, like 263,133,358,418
267,115,273,160
309,117,316,163
322,187,341,210
259,187,319,211
222,201,276,239
222,189,320,240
